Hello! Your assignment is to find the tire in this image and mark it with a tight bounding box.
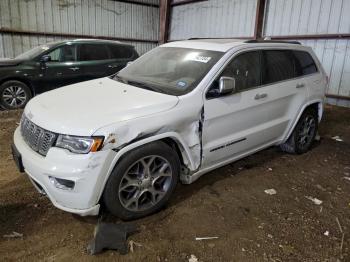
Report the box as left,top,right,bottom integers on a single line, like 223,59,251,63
280,107,318,154
0,80,32,110
102,141,180,220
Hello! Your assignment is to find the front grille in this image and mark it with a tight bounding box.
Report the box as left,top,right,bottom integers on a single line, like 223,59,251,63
20,115,57,156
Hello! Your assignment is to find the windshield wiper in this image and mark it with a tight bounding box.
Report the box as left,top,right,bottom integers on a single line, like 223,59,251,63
113,74,127,84
113,75,165,94
127,80,163,93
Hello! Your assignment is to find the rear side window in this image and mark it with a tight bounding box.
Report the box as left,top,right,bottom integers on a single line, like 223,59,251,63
108,45,134,59
293,51,318,76
221,51,261,92
78,44,110,61
262,50,294,85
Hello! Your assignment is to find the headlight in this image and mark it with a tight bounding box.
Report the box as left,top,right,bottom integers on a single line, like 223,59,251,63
56,135,104,154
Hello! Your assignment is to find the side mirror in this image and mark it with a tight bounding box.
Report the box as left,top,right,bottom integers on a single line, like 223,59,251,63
126,61,133,67
40,55,51,63
219,76,235,95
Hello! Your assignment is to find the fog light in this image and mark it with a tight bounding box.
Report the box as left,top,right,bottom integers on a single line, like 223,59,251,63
49,176,75,190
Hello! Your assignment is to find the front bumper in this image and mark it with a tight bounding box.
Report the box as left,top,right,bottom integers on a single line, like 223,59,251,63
13,127,116,216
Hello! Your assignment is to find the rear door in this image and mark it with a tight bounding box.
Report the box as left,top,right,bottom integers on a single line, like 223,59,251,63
77,43,114,81
292,50,322,102
257,49,310,141
106,44,137,75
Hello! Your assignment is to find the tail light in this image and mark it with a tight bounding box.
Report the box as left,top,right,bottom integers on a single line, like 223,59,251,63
326,75,329,87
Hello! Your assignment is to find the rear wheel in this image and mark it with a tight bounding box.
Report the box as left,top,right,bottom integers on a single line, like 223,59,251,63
280,108,318,154
0,80,32,110
103,141,180,220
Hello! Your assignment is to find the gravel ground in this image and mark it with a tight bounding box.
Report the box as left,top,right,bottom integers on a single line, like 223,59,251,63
0,105,349,261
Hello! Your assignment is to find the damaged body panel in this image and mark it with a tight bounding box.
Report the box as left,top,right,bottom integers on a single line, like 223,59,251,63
93,97,204,198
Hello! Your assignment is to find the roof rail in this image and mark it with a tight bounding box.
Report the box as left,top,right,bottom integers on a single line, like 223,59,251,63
245,39,302,45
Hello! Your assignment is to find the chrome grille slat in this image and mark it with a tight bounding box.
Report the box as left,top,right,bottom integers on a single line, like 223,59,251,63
20,115,57,156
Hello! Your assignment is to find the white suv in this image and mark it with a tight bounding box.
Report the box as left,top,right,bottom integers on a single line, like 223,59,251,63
12,39,327,220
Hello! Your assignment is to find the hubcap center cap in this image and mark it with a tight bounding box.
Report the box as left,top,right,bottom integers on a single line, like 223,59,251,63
141,177,152,188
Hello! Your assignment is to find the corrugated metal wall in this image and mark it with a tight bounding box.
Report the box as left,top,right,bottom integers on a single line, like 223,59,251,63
169,0,257,40
264,0,350,107
265,0,349,35
0,0,159,57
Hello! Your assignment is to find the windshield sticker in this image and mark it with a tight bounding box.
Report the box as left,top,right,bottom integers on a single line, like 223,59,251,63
189,56,212,63
177,81,187,88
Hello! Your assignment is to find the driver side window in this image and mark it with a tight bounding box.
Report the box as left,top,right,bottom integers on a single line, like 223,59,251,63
47,45,77,62
207,51,261,98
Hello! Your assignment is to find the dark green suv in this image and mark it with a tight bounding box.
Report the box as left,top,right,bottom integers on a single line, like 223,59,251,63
0,39,138,109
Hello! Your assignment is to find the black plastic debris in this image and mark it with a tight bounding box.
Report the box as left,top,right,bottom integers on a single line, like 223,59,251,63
87,222,138,255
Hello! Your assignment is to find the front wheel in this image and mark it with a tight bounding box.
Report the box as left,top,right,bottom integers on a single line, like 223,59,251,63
0,80,32,110
102,141,180,220
280,108,318,154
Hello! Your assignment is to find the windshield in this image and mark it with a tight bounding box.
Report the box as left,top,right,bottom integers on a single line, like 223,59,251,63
15,44,52,60
114,47,223,95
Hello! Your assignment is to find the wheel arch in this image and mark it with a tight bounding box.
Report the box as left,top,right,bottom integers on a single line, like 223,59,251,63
283,99,323,144
96,132,197,204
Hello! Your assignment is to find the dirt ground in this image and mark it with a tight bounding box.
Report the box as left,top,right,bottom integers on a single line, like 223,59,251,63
0,105,349,262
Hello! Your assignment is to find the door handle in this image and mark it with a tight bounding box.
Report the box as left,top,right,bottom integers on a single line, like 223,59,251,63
69,67,80,71
255,93,268,100
108,65,118,68
296,83,305,88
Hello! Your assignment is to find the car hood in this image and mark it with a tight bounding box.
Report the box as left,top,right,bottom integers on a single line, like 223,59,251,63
24,77,179,136
0,58,24,67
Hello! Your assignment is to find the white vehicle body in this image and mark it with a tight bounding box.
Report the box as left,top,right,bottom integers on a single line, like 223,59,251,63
13,39,327,216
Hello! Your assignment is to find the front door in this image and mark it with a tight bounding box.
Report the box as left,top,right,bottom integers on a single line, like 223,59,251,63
38,44,84,92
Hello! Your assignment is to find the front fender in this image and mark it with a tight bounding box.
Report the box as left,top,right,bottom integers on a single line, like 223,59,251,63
95,132,197,203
